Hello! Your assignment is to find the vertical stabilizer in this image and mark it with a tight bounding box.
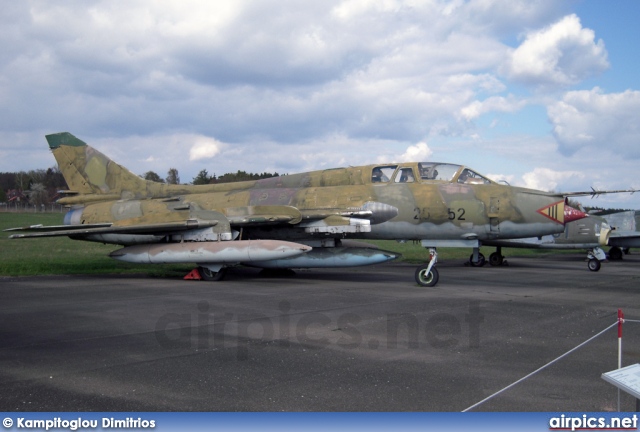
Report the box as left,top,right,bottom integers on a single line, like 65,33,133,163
46,132,150,199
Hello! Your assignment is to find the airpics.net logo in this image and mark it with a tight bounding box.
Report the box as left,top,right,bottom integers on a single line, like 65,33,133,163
154,300,484,360
549,414,638,431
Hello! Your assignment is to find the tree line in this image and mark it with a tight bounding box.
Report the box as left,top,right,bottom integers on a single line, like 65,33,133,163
143,168,280,185
1,166,281,206
0,168,66,206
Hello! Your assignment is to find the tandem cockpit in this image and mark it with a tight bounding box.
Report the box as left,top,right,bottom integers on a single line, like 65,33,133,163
370,162,493,185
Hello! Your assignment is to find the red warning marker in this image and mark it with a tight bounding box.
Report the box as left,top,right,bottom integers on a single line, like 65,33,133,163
183,268,202,280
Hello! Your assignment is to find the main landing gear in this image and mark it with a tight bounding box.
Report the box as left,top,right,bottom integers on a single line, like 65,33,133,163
415,248,439,287
469,247,507,267
468,247,506,267
608,246,626,261
183,266,228,281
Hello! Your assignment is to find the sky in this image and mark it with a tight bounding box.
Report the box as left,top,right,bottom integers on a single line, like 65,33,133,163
1,0,640,209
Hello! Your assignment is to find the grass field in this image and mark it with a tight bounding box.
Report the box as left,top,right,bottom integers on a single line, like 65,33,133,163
0,212,569,277
0,212,191,277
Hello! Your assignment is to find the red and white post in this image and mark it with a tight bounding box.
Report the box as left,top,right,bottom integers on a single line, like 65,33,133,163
618,309,624,369
618,309,624,411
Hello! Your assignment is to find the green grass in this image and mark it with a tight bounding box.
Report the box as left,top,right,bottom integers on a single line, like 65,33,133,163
0,212,574,277
0,212,191,277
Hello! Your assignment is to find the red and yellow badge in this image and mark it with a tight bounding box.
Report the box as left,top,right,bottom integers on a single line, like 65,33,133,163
537,200,588,224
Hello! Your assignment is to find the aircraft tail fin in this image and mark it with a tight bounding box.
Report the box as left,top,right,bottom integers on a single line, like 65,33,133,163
46,132,155,203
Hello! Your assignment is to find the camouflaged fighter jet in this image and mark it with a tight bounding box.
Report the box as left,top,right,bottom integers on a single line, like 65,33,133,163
475,210,640,272
5,132,634,286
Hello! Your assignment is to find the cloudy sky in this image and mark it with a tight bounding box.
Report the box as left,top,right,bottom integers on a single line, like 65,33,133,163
2,0,640,208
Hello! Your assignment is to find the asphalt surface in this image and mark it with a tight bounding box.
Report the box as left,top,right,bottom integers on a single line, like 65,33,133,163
1,252,640,412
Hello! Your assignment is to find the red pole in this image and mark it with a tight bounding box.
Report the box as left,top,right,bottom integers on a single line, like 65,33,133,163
618,309,624,369
618,309,624,411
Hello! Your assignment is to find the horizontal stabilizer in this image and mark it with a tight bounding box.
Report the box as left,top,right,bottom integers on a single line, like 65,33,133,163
4,223,112,232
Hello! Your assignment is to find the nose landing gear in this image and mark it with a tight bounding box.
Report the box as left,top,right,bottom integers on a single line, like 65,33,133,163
415,248,439,287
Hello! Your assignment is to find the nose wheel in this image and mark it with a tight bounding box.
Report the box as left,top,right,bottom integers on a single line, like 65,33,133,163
586,247,606,272
415,264,439,287
587,258,601,272
415,248,439,287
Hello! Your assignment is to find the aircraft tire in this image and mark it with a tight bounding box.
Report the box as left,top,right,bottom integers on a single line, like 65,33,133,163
489,252,504,266
587,259,601,272
415,265,439,287
469,253,486,267
198,266,227,281
609,247,623,261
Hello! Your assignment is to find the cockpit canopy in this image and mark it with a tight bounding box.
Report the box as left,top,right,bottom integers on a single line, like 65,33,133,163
370,162,493,185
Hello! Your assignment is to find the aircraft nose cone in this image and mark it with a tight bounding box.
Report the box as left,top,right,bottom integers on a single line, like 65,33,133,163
564,205,589,224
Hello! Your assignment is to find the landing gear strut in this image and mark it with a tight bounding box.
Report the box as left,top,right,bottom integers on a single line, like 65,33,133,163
415,248,439,287
468,247,486,267
468,253,486,267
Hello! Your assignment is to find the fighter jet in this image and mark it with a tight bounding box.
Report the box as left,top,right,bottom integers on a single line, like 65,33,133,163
469,210,640,272
5,132,634,286
600,210,640,259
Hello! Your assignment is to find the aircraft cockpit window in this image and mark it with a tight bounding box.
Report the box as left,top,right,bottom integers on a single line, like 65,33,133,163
395,168,415,183
457,168,491,185
371,165,397,183
418,163,461,182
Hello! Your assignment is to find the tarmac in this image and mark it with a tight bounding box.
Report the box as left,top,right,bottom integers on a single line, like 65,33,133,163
1,252,640,412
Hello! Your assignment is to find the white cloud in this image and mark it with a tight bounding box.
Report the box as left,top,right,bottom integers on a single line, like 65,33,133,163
189,136,224,161
548,87,640,158
502,14,609,89
485,173,514,185
460,95,527,120
3,1,640,208
398,142,433,162
521,167,585,191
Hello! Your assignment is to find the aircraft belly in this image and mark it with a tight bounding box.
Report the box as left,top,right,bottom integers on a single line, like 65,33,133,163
484,237,599,249
368,220,477,240
367,219,565,241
